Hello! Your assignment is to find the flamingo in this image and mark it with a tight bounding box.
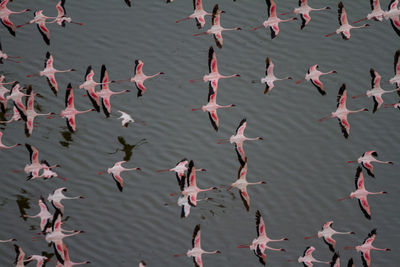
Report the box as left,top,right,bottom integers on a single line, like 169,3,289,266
0,40,20,63
384,102,400,110
0,106,21,124
107,160,141,192
389,49,400,95
252,0,297,39
176,194,210,218
59,84,94,133
325,2,369,40
295,246,330,266
174,224,221,267
353,0,385,23
23,197,52,233
53,0,83,27
17,10,56,45
0,74,15,112
24,87,51,137
338,166,387,220
14,244,26,267
347,150,393,178
0,131,20,149
56,242,90,267
353,68,399,112
227,158,266,211
296,64,337,95
6,82,28,119
218,118,263,166
176,0,211,29
280,0,330,29
24,144,58,180
318,84,368,139
47,187,84,215
344,229,390,267
139,261,146,267
252,57,292,94
24,255,48,267
0,0,30,36
156,158,206,187
384,0,400,36
39,160,61,180
26,52,75,96
97,65,129,117
304,221,355,252
237,210,288,265
117,110,136,127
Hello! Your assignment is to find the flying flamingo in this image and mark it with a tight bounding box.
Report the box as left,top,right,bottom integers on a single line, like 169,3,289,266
295,246,330,266
116,110,142,127
26,52,75,96
0,74,16,112
17,10,56,45
352,68,399,112
107,160,141,192
338,166,387,220
156,158,206,187
237,210,288,265
23,197,52,233
24,255,48,267
24,144,58,180
53,0,83,27
59,84,94,133
318,84,368,139
6,82,28,119
296,64,337,95
14,244,26,267
97,65,129,117
280,0,330,29
0,106,21,124
389,49,400,95
174,224,221,267
56,242,90,267
0,0,30,36
191,83,236,131
353,0,385,23
325,2,369,40
252,0,297,39
344,229,390,267
252,57,292,94
218,118,263,166
24,87,51,137
0,40,20,63
227,158,266,211
176,0,211,29
47,187,84,215
0,131,20,149
193,4,241,48
384,0,400,36
304,221,355,252
347,150,393,177
175,194,210,218
39,160,61,180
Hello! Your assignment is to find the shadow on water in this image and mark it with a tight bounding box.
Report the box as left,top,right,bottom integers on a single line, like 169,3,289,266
59,130,73,148
108,136,147,161
15,189,30,221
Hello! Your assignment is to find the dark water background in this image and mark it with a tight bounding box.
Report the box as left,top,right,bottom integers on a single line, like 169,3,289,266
0,0,399,266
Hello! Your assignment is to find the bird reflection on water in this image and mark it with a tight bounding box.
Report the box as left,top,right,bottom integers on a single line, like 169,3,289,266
108,136,147,161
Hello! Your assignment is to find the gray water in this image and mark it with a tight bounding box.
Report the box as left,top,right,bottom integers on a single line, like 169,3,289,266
0,0,399,266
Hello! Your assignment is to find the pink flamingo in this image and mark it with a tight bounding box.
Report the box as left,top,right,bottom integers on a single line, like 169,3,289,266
23,197,52,233
227,158,266,211
344,229,390,267
325,2,369,40
296,64,337,95
14,244,26,267
218,118,263,166
156,158,206,187
24,255,48,267
0,106,21,124
56,242,90,267
294,246,330,266
252,57,292,94
0,74,15,112
390,49,400,95
347,150,393,177
53,0,83,27
0,131,20,149
175,194,210,218
253,0,297,39
304,221,355,252
24,144,58,180
237,210,287,265
24,87,51,137
193,4,241,48
17,10,56,45
191,84,235,131
318,84,368,139
47,187,84,215
384,0,400,36
107,160,141,192
6,82,28,119
26,52,75,96
353,0,385,23
338,167,387,220
0,40,20,63
174,224,221,266
0,0,30,36
176,0,211,29
280,0,330,29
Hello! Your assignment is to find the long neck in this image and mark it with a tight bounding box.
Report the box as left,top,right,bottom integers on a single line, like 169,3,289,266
203,250,220,254
221,74,239,79
71,260,90,266
148,72,163,79
247,181,265,186
311,7,330,11
76,109,93,115
321,70,336,76
368,191,385,196
349,108,367,114
354,24,369,29
281,17,296,22
371,246,389,251
218,104,234,109
199,187,215,193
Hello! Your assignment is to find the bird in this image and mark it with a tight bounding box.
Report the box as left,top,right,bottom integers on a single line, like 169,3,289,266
337,166,387,220
191,83,236,131
280,0,330,29
117,110,135,127
55,242,90,267
97,65,129,117
253,57,292,94
0,40,20,63
384,102,400,110
0,131,20,149
218,118,263,166
384,0,400,36
176,194,210,218
24,255,48,267
138,260,146,267
39,160,61,180
296,64,337,95
0,106,22,124
24,87,51,137
175,0,211,29
23,197,52,233
352,68,399,112
304,221,355,252
174,224,221,267
24,144,58,180
252,0,297,39
107,160,141,192
14,244,26,267
318,84,368,139
296,246,330,266
53,0,83,27
389,49,400,96
17,10,56,45
6,81,28,120
237,210,288,265
353,0,385,23
325,2,369,40
157,158,206,187
0,74,16,112
60,83,94,133
47,187,84,215
26,52,75,96
227,158,266,211
347,150,393,177
0,0,30,36
344,229,390,267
